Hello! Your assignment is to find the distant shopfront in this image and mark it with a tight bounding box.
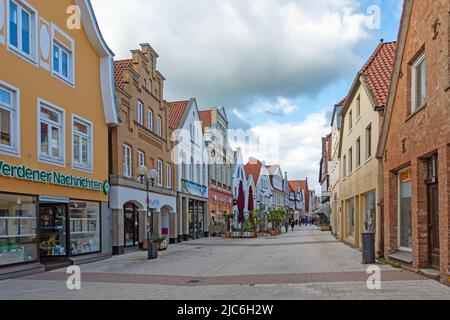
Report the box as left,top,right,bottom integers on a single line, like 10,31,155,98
0,161,111,274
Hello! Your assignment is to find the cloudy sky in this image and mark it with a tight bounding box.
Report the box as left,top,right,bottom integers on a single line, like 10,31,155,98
91,0,402,192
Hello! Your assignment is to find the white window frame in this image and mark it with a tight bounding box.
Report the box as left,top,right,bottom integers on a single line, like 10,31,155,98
72,115,93,172
411,52,426,113
157,159,163,186
137,150,145,167
51,24,75,86
166,163,172,189
0,80,20,157
156,115,162,137
136,100,143,125
147,109,153,131
123,144,132,178
37,98,65,166
6,0,38,64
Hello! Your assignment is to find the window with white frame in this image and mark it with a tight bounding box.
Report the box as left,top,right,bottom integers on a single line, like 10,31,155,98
39,101,64,164
411,52,426,112
8,0,37,62
72,116,92,171
147,109,153,131
123,144,132,178
166,163,172,189
157,159,163,186
53,41,73,83
136,101,143,125
156,116,162,137
0,82,19,155
137,150,145,167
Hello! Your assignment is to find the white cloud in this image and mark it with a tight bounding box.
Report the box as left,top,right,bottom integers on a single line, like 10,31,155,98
91,0,373,108
231,110,330,192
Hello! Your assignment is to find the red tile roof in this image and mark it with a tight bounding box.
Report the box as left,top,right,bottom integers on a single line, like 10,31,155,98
289,180,307,192
245,158,262,184
168,100,190,129
360,42,397,107
114,59,132,89
198,110,213,128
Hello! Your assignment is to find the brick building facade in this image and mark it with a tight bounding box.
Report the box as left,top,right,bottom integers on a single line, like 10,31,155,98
110,44,178,254
377,0,449,283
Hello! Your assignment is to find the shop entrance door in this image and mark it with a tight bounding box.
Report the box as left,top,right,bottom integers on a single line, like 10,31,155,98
427,183,440,269
39,204,69,266
124,203,139,247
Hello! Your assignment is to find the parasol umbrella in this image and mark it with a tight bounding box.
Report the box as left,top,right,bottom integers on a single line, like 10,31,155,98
238,181,245,224
248,186,254,214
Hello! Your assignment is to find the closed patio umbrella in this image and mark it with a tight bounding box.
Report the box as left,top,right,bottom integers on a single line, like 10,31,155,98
238,181,245,224
248,186,254,213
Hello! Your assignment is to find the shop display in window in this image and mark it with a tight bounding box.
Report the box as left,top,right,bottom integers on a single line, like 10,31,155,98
69,201,100,255
39,205,67,256
0,194,38,267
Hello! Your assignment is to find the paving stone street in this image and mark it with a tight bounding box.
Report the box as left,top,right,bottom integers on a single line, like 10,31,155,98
1,227,449,300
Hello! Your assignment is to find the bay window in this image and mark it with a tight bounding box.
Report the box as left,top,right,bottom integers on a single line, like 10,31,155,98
72,116,92,171
38,100,65,165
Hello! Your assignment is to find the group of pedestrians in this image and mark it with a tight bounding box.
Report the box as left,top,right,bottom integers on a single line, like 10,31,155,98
284,220,296,233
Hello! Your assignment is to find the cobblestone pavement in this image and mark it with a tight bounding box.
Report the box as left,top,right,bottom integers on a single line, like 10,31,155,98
1,227,449,300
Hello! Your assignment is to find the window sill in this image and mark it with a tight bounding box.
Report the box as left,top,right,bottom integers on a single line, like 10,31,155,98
39,156,66,168
364,157,373,165
7,45,38,67
72,164,93,174
405,103,427,123
388,250,413,264
52,72,75,88
0,147,20,158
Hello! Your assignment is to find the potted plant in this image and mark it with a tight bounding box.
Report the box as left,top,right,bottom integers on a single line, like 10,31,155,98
232,227,241,238
153,235,169,250
242,220,255,238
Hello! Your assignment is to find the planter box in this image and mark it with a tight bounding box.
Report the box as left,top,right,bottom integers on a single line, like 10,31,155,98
243,232,255,238
232,232,241,238
158,239,169,251
224,232,232,239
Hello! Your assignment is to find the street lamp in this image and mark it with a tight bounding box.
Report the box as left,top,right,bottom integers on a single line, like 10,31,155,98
138,165,159,260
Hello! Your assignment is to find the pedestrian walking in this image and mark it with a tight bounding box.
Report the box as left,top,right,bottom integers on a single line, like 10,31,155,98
285,221,289,233
291,221,295,232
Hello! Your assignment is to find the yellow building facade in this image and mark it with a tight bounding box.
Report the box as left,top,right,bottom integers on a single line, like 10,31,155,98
0,0,117,277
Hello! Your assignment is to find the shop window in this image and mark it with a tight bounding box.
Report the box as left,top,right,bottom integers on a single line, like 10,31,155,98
0,194,37,267
346,197,355,237
398,169,412,250
0,81,19,156
69,201,100,255
8,0,37,63
72,116,92,171
38,100,65,165
364,191,376,232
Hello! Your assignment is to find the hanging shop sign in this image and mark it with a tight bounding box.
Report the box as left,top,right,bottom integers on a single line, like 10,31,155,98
0,161,110,195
